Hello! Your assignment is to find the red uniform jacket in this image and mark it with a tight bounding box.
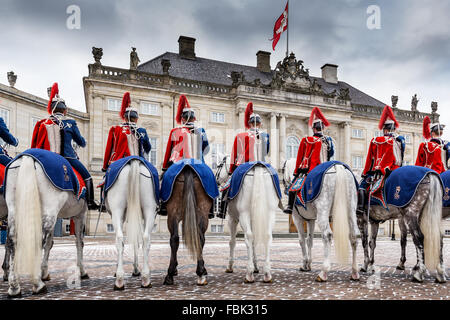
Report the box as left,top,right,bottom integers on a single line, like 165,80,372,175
31,119,54,151
294,136,323,174
103,125,140,171
229,131,270,173
415,141,445,174
363,136,400,176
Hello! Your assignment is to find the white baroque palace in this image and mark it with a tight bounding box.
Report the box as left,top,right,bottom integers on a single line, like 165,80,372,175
1,36,445,237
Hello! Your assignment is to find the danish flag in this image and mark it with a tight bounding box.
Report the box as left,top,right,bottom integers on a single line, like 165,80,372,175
270,1,288,50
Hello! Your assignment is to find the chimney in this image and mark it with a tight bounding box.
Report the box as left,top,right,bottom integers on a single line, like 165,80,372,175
178,36,196,60
321,64,338,84
256,51,271,73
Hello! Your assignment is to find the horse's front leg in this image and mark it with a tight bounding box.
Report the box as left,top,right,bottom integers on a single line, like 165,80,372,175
292,209,309,271
226,213,239,273
73,213,89,280
357,214,370,272
163,218,179,285
368,221,379,273
397,217,408,270
2,229,12,281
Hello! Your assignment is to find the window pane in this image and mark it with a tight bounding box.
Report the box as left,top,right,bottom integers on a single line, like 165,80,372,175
108,99,120,111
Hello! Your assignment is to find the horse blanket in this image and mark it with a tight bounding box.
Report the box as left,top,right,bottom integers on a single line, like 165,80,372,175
441,170,450,207
104,156,160,202
160,159,219,203
289,161,358,209
228,161,282,200
4,148,85,200
370,165,443,209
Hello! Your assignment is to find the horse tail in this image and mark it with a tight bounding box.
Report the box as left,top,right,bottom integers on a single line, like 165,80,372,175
182,168,201,260
250,166,272,250
420,173,442,272
331,164,350,264
126,159,143,250
14,156,42,279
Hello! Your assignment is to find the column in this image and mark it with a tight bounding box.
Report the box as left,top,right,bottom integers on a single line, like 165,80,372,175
237,107,244,132
279,114,286,169
270,112,278,168
343,122,351,165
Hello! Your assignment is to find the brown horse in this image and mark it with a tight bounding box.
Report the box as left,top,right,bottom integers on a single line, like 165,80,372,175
163,166,213,286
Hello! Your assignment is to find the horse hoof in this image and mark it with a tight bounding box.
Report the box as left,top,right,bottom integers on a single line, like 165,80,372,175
299,267,311,272
315,275,327,282
81,273,89,280
132,271,141,277
225,268,233,273
411,275,423,283
41,274,51,282
396,265,405,271
141,283,152,288
163,276,174,286
360,267,367,273
3,275,8,282
244,279,254,284
435,277,446,284
33,285,48,295
7,291,21,299
351,274,360,281
263,278,273,283
113,284,125,291
197,281,208,286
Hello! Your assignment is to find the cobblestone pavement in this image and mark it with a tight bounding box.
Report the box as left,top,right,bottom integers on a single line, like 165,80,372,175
0,236,448,300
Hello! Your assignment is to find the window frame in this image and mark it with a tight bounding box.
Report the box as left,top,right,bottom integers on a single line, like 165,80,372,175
286,136,300,160
141,101,160,116
107,98,121,112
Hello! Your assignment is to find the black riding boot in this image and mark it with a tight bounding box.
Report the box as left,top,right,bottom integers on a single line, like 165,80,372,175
85,178,99,210
283,191,296,214
357,189,367,215
216,189,229,219
209,203,215,219
158,201,168,216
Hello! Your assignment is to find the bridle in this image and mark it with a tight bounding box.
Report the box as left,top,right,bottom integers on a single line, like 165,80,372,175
214,155,229,183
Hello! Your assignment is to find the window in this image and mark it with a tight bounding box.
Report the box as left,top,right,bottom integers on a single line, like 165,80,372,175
352,128,364,139
65,224,71,233
149,137,158,164
286,136,300,160
211,224,224,233
352,155,363,169
378,228,384,236
211,143,225,169
107,224,114,233
107,98,121,111
404,134,411,144
211,112,225,123
375,130,383,137
445,230,450,236
141,102,160,116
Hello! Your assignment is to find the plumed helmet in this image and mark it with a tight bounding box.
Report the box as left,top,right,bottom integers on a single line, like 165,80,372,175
176,95,196,124
378,105,399,131
47,83,67,114
120,92,139,121
244,102,261,129
308,107,330,131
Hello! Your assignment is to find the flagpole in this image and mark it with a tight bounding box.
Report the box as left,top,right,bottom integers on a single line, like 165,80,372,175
286,0,289,57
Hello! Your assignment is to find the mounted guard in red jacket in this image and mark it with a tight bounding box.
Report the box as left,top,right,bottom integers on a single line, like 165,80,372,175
415,116,449,174
31,82,99,210
357,105,405,215
283,107,335,214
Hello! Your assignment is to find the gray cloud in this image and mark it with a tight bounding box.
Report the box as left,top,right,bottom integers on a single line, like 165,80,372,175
0,0,449,139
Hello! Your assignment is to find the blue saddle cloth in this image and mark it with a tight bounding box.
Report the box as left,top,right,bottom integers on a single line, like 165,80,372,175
371,165,443,208
294,161,358,209
104,156,160,202
441,170,450,207
160,159,219,203
4,148,85,200
228,161,282,200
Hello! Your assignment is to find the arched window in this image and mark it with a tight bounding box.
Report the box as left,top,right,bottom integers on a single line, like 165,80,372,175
286,136,300,160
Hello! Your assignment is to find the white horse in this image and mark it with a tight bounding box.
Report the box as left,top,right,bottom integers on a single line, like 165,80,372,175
282,158,360,282
216,155,279,283
5,154,88,297
104,159,157,290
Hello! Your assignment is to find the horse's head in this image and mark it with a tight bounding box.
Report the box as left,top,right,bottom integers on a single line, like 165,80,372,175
215,153,230,185
282,158,297,190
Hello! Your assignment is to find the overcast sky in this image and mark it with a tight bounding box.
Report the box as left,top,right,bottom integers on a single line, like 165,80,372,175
0,0,449,139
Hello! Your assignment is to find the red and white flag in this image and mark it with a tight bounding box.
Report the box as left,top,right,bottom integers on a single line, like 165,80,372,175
270,1,288,51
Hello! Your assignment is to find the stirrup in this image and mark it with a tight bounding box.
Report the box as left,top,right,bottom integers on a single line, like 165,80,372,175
283,207,293,214
88,201,99,211
216,212,226,219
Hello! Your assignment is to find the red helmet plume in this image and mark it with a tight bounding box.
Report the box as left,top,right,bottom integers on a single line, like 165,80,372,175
244,102,254,129
47,83,59,114
175,95,194,124
308,107,330,128
378,105,399,130
119,92,131,120
422,116,431,140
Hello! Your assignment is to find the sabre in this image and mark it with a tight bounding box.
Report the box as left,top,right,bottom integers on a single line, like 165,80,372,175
93,201,104,238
